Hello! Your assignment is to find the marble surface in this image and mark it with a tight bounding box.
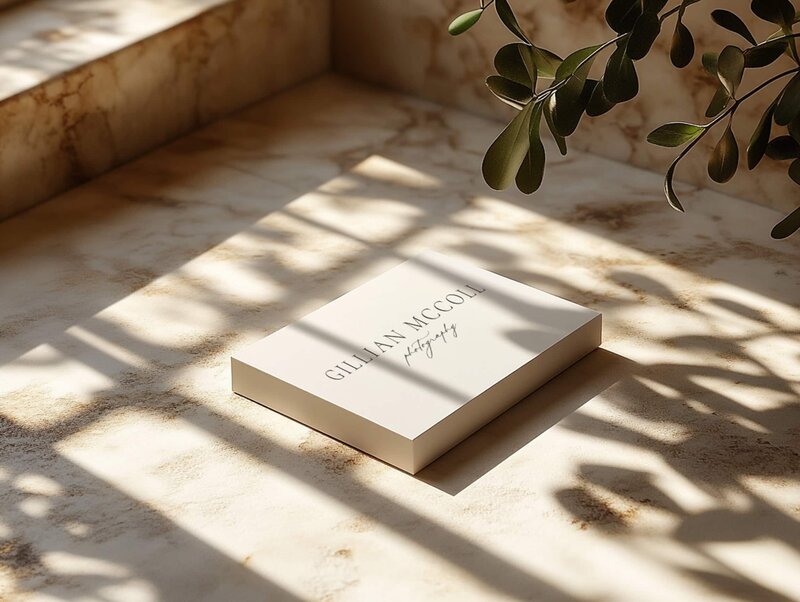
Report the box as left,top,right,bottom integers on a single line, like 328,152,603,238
0,0,27,10
1,75,799,601
334,0,799,214
0,0,330,220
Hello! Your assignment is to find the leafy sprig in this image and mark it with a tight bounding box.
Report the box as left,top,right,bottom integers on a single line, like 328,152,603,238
448,0,800,239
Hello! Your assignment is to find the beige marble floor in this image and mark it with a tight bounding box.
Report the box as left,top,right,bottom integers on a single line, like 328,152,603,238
0,0,230,98
1,75,799,602
0,0,330,220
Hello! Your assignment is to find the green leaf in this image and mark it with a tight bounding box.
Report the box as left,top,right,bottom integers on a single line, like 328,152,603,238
775,73,800,125
670,22,695,68
448,9,483,36
744,42,787,67
516,104,546,193
482,102,534,190
549,45,602,138
520,46,538,88
532,47,563,78
643,0,669,12
747,99,777,168
711,9,757,44
788,115,800,140
606,0,642,34
586,79,616,116
603,44,639,102
716,45,745,97
543,100,568,155
789,158,800,184
495,44,536,87
486,76,533,109
555,45,600,82
771,206,800,238
751,0,795,27
766,135,800,159
647,122,705,147
708,124,739,183
664,162,686,212
495,0,530,43
627,11,661,60
551,79,593,137
702,52,718,76
705,86,730,117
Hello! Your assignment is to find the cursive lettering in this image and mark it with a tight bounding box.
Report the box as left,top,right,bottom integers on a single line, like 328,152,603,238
403,323,458,366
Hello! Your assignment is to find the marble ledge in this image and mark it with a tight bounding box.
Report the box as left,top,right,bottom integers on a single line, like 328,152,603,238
333,0,800,215
1,74,798,602
0,0,232,100
0,0,331,220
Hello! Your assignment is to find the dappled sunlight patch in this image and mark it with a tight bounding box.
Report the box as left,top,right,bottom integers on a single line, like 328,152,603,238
350,155,442,189
13,474,62,498
701,540,800,601
0,343,115,429
0,71,797,602
18,496,51,519
689,374,794,414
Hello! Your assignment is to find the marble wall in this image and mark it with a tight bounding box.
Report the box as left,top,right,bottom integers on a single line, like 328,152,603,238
0,0,330,220
333,0,797,214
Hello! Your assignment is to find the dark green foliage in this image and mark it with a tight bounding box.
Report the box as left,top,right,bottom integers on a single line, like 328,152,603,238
706,87,731,118
716,46,745,96
775,73,800,124
708,124,739,183
664,162,685,212
628,11,662,60
766,135,800,159
449,0,800,238
586,80,616,116
494,44,536,87
744,42,787,67
751,0,795,27
606,0,642,34
543,101,568,155
532,47,563,78
516,104,547,193
495,0,529,43
771,206,800,237
670,23,695,68
603,44,639,102
647,123,705,147
486,76,532,109
712,10,757,44
747,100,777,168
482,102,534,190
789,158,800,183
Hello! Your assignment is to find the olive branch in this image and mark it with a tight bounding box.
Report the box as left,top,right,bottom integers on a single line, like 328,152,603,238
448,0,800,239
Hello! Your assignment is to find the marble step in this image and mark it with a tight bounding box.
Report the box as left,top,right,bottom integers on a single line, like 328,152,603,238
1,73,798,602
0,0,330,220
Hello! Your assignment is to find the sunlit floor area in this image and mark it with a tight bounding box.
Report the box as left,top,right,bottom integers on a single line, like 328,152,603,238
1,74,799,601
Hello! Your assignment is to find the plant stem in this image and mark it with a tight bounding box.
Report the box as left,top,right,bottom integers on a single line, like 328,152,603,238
546,0,702,99
753,32,800,47
666,66,800,182
736,66,799,105
660,0,703,24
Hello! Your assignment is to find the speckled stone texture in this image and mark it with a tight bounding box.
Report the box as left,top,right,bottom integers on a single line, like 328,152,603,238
1,76,798,601
0,0,330,220
333,0,799,215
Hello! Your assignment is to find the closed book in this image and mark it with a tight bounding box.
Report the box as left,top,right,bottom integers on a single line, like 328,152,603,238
232,251,601,473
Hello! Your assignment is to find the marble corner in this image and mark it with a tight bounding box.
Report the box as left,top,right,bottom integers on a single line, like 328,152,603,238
0,0,331,220
333,0,797,214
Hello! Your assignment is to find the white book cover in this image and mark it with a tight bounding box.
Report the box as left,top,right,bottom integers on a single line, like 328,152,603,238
232,251,601,473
